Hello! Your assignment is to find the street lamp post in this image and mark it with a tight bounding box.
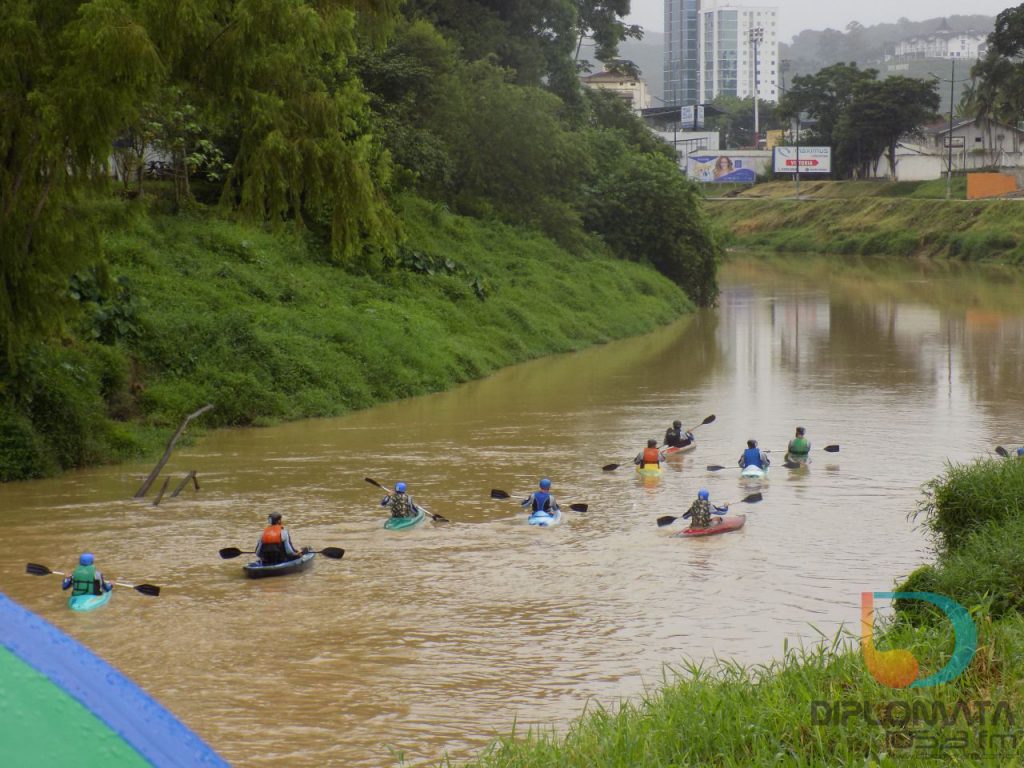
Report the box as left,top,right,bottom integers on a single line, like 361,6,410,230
750,27,764,148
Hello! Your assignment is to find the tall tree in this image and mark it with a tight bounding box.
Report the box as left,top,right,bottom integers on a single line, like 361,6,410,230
835,76,939,178
0,0,162,366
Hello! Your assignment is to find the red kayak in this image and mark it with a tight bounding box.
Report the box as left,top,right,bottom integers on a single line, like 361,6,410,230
675,514,745,537
663,441,696,458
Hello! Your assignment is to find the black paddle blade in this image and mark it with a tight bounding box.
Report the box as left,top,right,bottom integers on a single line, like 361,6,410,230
706,465,727,472
133,584,161,596
569,503,588,513
218,547,245,559
742,492,763,504
364,477,386,490
26,562,53,576
430,513,451,523
996,446,1010,458
601,463,620,472
490,489,511,499
656,515,678,527
318,547,345,559
824,444,840,452
701,414,716,425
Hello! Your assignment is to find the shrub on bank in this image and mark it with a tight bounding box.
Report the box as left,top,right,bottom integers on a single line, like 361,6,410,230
915,458,1024,554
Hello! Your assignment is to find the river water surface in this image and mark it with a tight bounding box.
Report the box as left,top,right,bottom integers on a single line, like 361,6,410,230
3,256,1024,766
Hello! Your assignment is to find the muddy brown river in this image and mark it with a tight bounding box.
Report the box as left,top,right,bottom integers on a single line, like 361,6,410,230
3,256,1024,766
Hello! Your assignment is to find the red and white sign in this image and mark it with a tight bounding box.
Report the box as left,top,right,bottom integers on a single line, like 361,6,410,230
773,146,831,174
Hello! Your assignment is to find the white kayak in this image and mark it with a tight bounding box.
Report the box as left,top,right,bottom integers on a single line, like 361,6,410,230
527,509,562,527
740,464,769,479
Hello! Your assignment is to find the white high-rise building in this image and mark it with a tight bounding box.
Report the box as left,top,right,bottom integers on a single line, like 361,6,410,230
697,1,780,104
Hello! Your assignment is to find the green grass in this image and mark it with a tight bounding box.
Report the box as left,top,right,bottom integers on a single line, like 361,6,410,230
708,196,1024,263
0,194,692,479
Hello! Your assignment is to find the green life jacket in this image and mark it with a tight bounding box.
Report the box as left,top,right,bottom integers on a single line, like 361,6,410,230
70,564,101,596
788,437,810,457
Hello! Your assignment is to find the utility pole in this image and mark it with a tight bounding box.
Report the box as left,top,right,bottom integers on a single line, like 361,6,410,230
930,59,968,200
750,27,764,148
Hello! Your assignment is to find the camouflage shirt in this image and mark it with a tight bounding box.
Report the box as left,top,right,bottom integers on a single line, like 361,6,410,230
687,498,712,528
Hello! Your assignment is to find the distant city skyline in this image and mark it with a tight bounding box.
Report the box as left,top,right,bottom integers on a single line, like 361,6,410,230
626,0,1012,42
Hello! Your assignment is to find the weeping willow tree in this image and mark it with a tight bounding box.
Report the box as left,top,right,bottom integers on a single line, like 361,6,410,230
0,0,162,368
1,0,400,371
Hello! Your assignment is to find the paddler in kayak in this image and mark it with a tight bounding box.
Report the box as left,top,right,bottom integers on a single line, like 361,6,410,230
380,482,417,520
738,439,770,470
663,420,695,448
61,553,112,596
685,489,729,529
522,478,560,514
635,439,664,469
785,427,811,464
255,512,304,565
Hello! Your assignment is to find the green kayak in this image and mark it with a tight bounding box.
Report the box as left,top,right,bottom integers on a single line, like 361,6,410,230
383,504,427,530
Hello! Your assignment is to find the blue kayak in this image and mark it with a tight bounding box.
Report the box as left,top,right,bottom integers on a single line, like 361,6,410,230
68,589,113,612
528,509,562,527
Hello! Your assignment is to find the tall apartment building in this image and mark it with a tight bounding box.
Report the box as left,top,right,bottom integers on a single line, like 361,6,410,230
664,0,701,107
663,0,780,107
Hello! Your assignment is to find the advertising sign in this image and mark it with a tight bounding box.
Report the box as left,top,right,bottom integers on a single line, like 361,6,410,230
773,146,831,174
687,154,757,183
680,105,706,130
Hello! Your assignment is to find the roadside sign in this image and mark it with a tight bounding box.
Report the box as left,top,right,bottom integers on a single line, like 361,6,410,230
945,136,965,149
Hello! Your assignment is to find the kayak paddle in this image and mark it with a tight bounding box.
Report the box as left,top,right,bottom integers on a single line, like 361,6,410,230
661,413,716,447
25,562,161,596
490,489,588,512
996,446,1010,458
707,445,839,471
656,492,762,527
364,477,450,522
604,414,715,470
218,547,344,560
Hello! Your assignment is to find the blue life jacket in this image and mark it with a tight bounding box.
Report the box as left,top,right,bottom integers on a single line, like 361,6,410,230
742,447,764,468
531,491,552,512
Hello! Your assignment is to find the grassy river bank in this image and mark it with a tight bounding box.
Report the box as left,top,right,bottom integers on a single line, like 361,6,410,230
0,195,691,481
458,457,1024,767
706,180,1024,265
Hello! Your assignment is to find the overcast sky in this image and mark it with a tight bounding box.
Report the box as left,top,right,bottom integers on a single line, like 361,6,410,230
625,0,1013,42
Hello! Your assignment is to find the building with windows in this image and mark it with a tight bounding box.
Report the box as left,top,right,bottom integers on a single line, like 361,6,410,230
698,1,779,104
664,1,780,108
581,70,651,111
886,21,988,63
664,0,701,108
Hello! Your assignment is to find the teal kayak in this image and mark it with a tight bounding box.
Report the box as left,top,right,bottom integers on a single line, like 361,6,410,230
68,589,112,612
384,504,427,530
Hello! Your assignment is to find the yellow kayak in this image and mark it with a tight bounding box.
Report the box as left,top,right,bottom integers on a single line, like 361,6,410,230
635,463,662,478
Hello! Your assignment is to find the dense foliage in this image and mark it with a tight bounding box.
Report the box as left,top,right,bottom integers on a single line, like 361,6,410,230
1,0,722,478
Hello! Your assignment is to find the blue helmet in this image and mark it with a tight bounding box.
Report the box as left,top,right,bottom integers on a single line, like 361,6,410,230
698,488,709,500
1017,447,1024,458
79,552,94,566
539,478,551,490
395,482,407,493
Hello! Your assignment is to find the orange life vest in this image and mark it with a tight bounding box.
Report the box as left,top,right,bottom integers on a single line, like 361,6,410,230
262,524,283,544
643,447,661,465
